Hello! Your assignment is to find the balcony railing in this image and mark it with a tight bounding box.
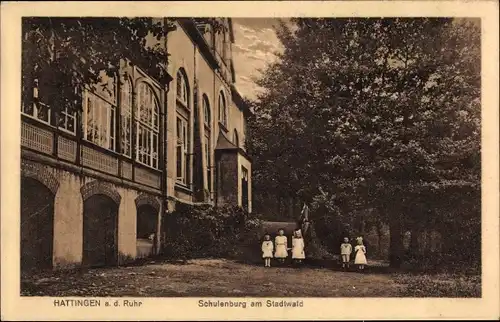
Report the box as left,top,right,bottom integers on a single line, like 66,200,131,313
21,118,162,190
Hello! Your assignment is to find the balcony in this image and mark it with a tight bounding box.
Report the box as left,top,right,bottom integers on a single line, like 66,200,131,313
21,118,162,190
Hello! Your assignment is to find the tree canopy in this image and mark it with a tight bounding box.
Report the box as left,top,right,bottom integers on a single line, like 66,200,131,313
249,18,481,268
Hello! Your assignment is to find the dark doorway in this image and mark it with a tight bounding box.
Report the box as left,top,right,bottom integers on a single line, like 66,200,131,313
241,166,249,212
136,205,158,258
21,177,55,271
83,194,118,267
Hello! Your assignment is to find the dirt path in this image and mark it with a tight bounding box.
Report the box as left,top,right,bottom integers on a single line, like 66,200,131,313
22,259,408,297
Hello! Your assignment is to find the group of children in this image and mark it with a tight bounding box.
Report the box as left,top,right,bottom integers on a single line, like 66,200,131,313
261,230,368,270
340,236,367,271
261,228,305,267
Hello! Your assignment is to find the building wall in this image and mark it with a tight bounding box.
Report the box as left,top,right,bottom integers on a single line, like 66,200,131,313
117,188,139,261
196,47,216,195
53,169,84,268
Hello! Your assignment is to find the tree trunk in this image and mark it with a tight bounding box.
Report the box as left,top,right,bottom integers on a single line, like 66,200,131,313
389,214,404,268
408,225,421,259
277,195,282,219
376,220,384,257
288,196,294,221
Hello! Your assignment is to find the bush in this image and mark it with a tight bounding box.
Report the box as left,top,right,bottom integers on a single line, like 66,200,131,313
160,203,262,261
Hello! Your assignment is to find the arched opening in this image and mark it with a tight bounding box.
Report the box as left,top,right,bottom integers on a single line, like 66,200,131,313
21,177,54,271
136,205,158,258
83,194,118,267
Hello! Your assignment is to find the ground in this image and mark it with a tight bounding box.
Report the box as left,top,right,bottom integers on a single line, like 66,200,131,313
21,259,480,297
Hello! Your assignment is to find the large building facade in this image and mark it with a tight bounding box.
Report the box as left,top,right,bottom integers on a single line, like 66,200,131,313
20,18,252,270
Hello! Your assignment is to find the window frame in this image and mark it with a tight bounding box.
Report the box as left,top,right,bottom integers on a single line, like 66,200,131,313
135,81,160,169
218,91,227,128
22,78,78,134
203,94,211,128
176,116,189,184
120,75,133,158
58,106,77,135
82,89,117,152
175,69,191,187
205,134,212,195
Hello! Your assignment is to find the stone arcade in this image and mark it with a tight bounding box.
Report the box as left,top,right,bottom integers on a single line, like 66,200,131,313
20,18,252,270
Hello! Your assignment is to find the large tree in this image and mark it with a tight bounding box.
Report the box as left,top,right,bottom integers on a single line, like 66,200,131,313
250,18,480,267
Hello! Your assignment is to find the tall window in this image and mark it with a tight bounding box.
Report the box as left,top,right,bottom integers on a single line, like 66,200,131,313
83,90,116,151
120,77,133,157
135,82,159,169
203,95,211,127
218,91,227,127
176,70,190,185
222,29,227,61
202,94,211,193
205,136,211,195
241,166,249,211
83,71,117,150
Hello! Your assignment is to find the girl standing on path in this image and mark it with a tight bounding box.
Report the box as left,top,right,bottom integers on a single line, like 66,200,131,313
274,228,288,264
354,237,367,271
292,229,306,264
261,233,274,267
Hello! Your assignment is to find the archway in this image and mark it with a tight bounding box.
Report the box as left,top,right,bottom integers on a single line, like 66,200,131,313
83,194,118,267
136,204,159,258
21,177,55,271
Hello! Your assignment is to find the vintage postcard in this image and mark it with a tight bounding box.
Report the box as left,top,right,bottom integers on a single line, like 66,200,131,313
1,1,499,320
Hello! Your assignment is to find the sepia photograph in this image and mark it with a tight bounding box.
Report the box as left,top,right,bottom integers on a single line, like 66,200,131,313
1,1,499,321
18,14,483,298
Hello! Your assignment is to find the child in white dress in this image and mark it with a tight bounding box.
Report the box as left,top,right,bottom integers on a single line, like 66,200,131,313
340,237,353,269
274,229,288,263
354,237,367,271
292,229,305,264
261,234,274,267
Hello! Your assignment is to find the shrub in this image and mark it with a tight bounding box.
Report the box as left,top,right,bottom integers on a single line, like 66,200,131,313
160,203,262,261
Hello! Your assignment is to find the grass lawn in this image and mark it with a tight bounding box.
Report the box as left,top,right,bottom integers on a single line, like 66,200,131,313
21,258,480,297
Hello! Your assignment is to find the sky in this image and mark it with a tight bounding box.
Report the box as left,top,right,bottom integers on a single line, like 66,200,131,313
231,18,285,101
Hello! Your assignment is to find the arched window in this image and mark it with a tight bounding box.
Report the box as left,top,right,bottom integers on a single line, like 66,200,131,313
120,76,133,157
218,91,227,127
176,70,191,185
176,71,189,107
135,82,159,168
203,94,211,127
233,129,239,147
202,94,212,196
